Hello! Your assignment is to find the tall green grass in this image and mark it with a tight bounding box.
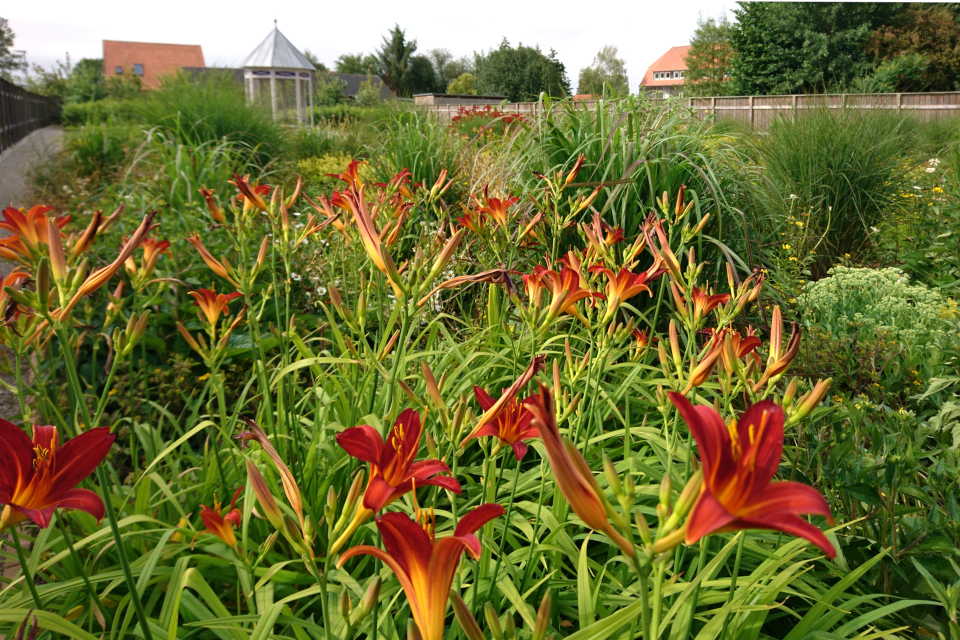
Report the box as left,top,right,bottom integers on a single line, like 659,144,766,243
759,107,913,276
138,71,283,163
368,109,460,190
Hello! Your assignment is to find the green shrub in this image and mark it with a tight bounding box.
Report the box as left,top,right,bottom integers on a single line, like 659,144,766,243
760,107,912,276
796,266,954,401
295,153,369,193
61,99,143,126
138,71,283,161
67,121,138,177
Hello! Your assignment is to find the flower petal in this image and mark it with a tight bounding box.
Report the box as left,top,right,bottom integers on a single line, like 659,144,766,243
377,511,433,578
473,386,496,412
337,426,385,465
510,441,529,461
363,475,398,512
0,419,35,497
734,512,836,558
51,426,115,494
736,400,783,486
685,491,735,545
668,392,736,493
454,503,505,538
740,481,833,521
54,488,106,522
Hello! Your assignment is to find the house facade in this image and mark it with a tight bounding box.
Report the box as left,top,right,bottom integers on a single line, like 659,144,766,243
639,45,690,97
102,40,205,90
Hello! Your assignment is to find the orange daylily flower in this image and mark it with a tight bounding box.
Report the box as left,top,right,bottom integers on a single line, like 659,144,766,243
668,392,836,557
541,266,605,326
326,159,366,189
589,266,657,322
472,187,519,229
0,268,31,325
338,505,505,640
192,487,243,550
689,287,731,327
230,174,271,213
125,237,171,280
0,205,70,265
455,207,486,234
523,266,547,308
0,421,114,532
527,383,634,557
188,288,243,328
460,355,546,458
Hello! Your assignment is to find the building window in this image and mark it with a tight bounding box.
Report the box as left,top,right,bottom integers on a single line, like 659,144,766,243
674,71,681,79
115,66,123,74
133,63,144,76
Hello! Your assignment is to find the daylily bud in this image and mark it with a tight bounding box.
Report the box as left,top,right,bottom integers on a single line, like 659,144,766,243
563,154,585,188
426,431,438,458
485,603,505,640
659,474,672,510
254,236,270,277
504,613,516,640
339,589,352,618
326,486,338,520
422,362,446,414
674,469,702,519
407,619,422,640
329,283,354,323
635,509,652,546
603,454,622,498
357,577,381,620
674,184,687,221
200,187,226,224
120,311,151,357
533,591,551,640
36,258,50,311
451,593,484,640
246,460,284,531
787,378,832,425
669,320,682,373
782,378,799,409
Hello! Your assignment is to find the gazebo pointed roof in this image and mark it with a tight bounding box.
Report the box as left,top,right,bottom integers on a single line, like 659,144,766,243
243,24,315,70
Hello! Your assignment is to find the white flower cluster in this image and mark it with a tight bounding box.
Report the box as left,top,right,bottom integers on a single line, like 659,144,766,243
797,266,952,357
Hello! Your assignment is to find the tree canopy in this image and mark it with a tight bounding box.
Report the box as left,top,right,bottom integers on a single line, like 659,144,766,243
864,4,960,92
577,45,629,96
729,2,900,95
684,14,734,96
335,52,380,75
475,39,571,102
0,17,25,81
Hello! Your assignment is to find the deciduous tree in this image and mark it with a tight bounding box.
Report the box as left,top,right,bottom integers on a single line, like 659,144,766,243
684,14,734,96
0,17,25,80
577,45,629,96
864,4,960,92
475,39,571,102
335,52,380,75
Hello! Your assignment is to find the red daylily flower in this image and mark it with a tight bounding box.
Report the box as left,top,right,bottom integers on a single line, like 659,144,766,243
466,387,536,460
689,287,731,327
338,505,505,640
589,266,656,321
0,421,114,531
455,207,486,234
192,487,243,550
668,392,836,557
337,409,462,513
230,174,271,213
125,236,171,279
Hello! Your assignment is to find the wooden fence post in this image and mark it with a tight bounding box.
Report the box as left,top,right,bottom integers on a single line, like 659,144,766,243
711,96,716,120
749,95,755,127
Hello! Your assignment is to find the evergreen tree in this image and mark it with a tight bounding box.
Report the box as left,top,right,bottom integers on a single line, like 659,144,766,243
377,24,416,97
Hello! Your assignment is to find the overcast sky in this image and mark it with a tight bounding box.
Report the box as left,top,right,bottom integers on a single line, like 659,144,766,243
5,0,736,91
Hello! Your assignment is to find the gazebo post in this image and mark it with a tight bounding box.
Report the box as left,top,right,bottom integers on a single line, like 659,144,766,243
270,72,278,121
295,75,302,123
309,75,314,126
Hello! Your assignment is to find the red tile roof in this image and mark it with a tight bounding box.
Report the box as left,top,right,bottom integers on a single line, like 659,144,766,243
640,45,690,88
103,40,205,90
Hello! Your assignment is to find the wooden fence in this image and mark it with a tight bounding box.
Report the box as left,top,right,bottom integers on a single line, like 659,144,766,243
0,77,61,154
424,91,960,131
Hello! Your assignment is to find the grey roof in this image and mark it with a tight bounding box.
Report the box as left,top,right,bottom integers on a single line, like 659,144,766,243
325,73,395,101
243,26,315,70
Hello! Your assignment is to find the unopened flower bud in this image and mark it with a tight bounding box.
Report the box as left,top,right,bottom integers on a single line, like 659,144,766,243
354,577,381,622
451,593,484,640
533,591,551,640
339,589,352,618
504,613,516,640
485,603,505,640
326,486,338,521
782,378,799,409
635,509,652,546
659,474,672,510
603,454,622,498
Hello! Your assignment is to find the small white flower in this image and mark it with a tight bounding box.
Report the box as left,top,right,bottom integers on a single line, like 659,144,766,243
789,194,798,200
925,167,936,173
870,226,880,233
291,272,301,281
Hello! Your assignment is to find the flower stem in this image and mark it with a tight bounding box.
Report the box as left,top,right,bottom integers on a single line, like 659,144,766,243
10,526,42,609
484,451,523,604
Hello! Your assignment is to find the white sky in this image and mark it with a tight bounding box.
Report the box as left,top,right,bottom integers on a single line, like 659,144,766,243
5,0,736,91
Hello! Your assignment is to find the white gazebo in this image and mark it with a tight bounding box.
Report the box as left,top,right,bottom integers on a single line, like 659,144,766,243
243,22,315,125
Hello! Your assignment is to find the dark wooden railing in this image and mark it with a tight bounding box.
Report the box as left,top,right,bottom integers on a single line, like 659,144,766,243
0,77,61,154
